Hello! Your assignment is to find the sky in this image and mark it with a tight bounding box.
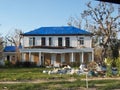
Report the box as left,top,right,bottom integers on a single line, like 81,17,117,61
0,0,119,37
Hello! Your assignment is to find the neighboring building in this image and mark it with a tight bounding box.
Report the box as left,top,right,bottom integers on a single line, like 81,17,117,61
3,46,21,64
20,26,94,67
3,46,17,64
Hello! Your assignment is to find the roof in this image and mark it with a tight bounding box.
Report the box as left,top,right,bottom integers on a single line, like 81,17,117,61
23,26,91,36
4,46,22,52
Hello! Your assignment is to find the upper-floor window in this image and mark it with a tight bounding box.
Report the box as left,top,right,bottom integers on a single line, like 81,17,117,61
29,37,35,46
41,37,46,46
49,37,52,46
58,37,62,46
65,37,70,47
79,37,84,45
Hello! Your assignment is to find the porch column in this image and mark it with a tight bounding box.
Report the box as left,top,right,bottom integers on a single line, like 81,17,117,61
31,53,34,62
70,53,74,62
61,53,65,63
22,53,25,62
29,52,31,62
51,54,56,66
80,53,82,63
81,52,84,63
38,52,41,66
88,53,92,62
92,50,94,61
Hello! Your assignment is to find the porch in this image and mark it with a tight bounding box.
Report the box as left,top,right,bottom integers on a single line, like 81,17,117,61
20,48,94,67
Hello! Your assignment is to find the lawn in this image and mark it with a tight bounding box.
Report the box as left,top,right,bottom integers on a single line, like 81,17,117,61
0,67,120,90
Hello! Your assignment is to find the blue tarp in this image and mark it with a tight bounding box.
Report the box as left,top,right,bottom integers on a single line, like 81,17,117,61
23,26,91,35
4,46,22,52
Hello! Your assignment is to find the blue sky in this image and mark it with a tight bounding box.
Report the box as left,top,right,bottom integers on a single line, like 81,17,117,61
0,0,119,37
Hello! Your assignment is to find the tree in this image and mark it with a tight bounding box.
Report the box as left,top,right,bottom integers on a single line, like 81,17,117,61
0,35,4,60
68,1,120,61
67,16,82,29
81,1,120,60
5,29,23,61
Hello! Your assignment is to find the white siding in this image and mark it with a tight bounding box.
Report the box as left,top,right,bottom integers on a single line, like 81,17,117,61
23,35,92,48
84,36,92,48
46,37,49,46
23,37,29,47
70,36,77,47
36,37,41,46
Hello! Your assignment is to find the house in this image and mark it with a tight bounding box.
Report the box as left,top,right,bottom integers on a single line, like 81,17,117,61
20,26,94,67
3,46,22,64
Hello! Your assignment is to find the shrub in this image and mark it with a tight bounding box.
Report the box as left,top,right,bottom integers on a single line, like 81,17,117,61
15,61,36,67
4,60,13,67
113,58,120,76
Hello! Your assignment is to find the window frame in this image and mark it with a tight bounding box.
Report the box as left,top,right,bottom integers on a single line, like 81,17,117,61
29,37,35,46
58,37,62,47
79,37,84,45
41,37,46,46
65,37,70,47
49,37,52,46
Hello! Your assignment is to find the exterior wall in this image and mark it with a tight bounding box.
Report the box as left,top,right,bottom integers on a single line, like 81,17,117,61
65,53,70,65
75,53,80,65
56,54,61,64
23,35,92,48
33,53,39,64
36,37,41,46
4,53,16,64
44,53,51,66
23,37,29,47
84,36,92,48
25,53,29,61
21,34,93,67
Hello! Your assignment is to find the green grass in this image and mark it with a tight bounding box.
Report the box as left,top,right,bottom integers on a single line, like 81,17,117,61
0,67,120,90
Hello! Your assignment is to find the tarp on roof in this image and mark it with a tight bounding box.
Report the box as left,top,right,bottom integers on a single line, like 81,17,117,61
23,26,91,36
4,46,22,52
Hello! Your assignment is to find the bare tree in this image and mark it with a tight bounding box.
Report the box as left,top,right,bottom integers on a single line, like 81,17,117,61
5,29,23,61
0,35,4,60
67,1,120,61
67,16,82,29
81,1,120,60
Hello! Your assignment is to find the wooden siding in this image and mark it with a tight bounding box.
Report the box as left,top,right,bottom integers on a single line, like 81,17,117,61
33,53,39,64
75,53,80,65
65,53,70,65
44,53,51,66
56,54,61,64
84,53,89,64
25,53,29,61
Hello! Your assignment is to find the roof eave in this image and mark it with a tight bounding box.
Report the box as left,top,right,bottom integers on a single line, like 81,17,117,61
22,33,92,36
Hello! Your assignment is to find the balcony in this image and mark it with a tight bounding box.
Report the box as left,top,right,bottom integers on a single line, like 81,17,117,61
24,46,74,49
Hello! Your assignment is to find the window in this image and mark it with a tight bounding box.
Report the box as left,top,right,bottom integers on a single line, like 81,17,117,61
41,37,46,46
58,37,62,46
65,37,70,47
33,37,35,46
49,37,52,46
29,37,35,46
79,37,84,45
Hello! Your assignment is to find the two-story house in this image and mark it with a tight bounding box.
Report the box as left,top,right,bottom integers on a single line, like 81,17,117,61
20,26,94,67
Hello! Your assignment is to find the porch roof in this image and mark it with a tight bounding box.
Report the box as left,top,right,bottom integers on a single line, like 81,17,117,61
20,48,93,53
